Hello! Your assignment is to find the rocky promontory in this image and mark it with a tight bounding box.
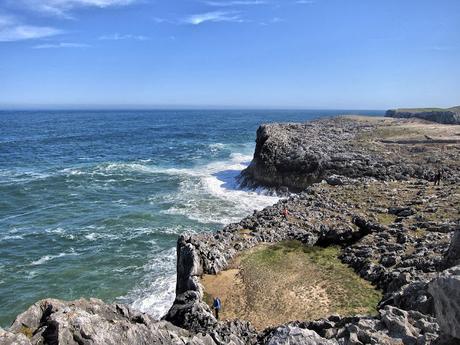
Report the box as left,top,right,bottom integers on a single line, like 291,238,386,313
239,116,460,191
2,116,460,345
386,106,460,125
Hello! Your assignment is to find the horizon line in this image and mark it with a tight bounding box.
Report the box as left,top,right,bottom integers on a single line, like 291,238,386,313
0,104,391,112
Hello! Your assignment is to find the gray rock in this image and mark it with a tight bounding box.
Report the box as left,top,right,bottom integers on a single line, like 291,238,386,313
7,298,219,345
428,265,460,339
264,326,338,345
445,230,460,268
0,327,31,345
386,107,460,125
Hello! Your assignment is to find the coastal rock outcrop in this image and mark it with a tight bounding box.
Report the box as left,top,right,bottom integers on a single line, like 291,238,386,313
428,265,460,340
386,106,460,125
239,117,460,191
6,298,220,345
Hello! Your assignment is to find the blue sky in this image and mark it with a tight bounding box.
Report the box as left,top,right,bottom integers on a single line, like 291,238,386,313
0,0,459,109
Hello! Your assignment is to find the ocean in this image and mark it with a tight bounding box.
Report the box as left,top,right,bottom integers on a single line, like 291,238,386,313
0,109,384,327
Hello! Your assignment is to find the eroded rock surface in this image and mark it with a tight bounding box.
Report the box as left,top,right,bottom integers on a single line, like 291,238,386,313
239,117,460,191
386,107,460,125
6,298,220,345
428,265,460,340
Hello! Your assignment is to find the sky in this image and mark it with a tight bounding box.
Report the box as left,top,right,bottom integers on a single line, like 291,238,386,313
0,0,459,109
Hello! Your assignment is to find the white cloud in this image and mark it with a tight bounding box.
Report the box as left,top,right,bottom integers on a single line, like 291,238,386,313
14,0,137,17
295,0,315,4
32,42,89,48
184,11,243,25
0,14,61,42
99,33,149,41
203,0,266,6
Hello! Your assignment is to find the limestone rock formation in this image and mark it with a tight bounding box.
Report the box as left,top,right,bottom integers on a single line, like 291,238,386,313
6,298,219,345
239,117,460,191
428,265,460,340
386,107,460,125
446,230,460,267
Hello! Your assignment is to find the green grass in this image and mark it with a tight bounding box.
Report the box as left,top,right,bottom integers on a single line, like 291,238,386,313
241,241,382,316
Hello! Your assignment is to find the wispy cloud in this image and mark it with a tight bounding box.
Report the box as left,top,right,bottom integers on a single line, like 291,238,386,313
99,33,149,41
0,14,61,42
32,42,89,49
184,11,243,25
295,0,315,4
203,0,266,6
14,0,137,17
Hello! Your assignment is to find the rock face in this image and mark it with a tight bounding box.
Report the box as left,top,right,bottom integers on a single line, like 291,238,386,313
239,117,460,191
445,230,460,267
386,107,460,125
428,266,460,340
5,298,219,345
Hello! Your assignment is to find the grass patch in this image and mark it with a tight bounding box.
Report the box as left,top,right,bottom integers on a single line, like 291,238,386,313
202,241,382,330
19,326,34,339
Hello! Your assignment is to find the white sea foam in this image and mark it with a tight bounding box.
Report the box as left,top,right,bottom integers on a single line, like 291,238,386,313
122,247,177,319
0,235,24,241
159,152,279,224
30,249,78,266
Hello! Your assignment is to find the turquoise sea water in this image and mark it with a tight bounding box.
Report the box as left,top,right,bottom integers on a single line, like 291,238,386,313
0,109,383,327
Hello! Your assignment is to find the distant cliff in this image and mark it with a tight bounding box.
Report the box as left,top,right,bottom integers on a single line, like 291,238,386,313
386,106,460,124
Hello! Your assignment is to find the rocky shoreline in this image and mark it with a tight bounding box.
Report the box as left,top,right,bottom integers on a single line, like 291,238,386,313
2,116,460,345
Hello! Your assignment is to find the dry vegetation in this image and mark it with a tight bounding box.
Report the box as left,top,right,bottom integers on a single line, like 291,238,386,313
202,241,382,330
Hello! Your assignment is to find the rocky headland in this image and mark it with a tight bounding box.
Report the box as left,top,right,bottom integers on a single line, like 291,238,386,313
386,107,460,125
2,116,460,345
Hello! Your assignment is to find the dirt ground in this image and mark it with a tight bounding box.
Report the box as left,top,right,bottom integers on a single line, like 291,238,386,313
202,242,382,330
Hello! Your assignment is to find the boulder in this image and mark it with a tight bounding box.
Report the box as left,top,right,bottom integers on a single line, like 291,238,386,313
428,265,460,339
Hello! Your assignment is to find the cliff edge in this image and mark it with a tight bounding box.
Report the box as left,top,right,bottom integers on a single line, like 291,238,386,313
239,116,460,191
386,106,460,125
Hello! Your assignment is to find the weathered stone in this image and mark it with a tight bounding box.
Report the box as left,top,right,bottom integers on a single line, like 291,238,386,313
7,298,219,345
428,265,460,339
263,326,338,345
0,327,31,345
445,230,460,268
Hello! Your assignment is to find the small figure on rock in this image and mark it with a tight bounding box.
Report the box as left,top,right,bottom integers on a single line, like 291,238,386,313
213,297,222,320
434,168,443,186
282,207,289,220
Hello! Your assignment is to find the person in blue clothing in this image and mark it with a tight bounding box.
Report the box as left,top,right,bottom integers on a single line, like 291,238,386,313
212,297,222,319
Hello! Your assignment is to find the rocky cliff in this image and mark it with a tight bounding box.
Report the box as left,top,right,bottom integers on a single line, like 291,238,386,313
2,116,460,345
386,106,460,125
239,116,460,191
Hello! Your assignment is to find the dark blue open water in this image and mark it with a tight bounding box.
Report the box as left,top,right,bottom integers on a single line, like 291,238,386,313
0,109,384,326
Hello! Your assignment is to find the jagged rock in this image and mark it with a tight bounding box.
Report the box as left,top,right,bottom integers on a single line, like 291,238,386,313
445,230,460,267
239,117,460,191
428,265,460,339
176,236,203,295
163,291,217,333
0,327,31,345
386,107,460,125
7,298,220,345
262,326,338,345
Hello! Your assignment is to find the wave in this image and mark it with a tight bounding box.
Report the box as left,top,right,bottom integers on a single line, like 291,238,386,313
158,152,279,224
30,249,78,266
120,247,177,320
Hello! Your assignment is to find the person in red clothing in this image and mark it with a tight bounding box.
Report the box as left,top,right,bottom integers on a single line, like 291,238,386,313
282,207,289,220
